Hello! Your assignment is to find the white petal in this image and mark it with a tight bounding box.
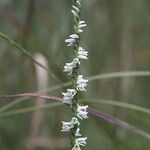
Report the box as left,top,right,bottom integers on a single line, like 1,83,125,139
62,89,77,104
76,75,88,91
75,128,82,137
61,121,73,132
78,29,83,33
79,21,85,24
77,104,88,119
70,34,79,39
65,38,75,43
75,137,87,146
79,24,87,28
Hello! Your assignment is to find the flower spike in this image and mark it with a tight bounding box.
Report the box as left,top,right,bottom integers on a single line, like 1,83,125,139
62,0,88,149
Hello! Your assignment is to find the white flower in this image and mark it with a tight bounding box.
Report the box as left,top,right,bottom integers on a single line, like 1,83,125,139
61,117,80,132
65,38,75,46
63,62,74,75
77,105,88,119
77,20,87,33
70,34,79,39
62,89,77,105
65,38,75,43
79,21,87,28
76,137,87,146
78,47,88,60
75,128,82,137
76,75,88,91
72,137,87,150
64,58,80,75
61,121,73,132
65,34,79,46
80,21,85,24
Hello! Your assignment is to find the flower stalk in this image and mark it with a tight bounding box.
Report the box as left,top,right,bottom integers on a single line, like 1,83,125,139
62,0,88,149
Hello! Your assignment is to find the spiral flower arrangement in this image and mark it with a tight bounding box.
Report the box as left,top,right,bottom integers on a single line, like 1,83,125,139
61,0,88,149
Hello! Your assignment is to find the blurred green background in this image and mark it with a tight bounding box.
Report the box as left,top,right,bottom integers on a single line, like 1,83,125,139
0,0,150,150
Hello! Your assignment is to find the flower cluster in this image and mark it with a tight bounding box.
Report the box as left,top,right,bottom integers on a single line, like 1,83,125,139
64,58,80,75
76,75,88,91
62,1,88,150
62,117,80,132
62,89,77,105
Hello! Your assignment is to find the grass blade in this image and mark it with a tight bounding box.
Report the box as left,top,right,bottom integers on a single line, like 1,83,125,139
0,103,61,117
0,32,62,83
81,98,150,115
0,93,150,139
0,32,48,71
88,108,150,140
87,71,150,81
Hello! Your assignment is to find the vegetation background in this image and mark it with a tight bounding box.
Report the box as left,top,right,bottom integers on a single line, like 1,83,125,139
0,0,150,149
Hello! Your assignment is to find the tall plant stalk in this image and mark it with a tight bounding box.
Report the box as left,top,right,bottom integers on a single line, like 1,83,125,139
61,0,89,149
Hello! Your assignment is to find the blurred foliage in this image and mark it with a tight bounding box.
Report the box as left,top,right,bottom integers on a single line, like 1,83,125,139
0,0,150,150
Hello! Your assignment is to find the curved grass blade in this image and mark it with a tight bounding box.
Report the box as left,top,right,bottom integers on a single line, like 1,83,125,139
87,71,150,81
0,102,61,117
0,93,62,102
0,32,62,84
88,108,150,140
0,93,150,139
0,32,48,71
0,97,27,113
0,71,149,112
81,98,150,115
41,71,150,93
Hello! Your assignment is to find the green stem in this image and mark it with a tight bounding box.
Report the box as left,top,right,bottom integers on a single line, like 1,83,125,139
70,0,82,148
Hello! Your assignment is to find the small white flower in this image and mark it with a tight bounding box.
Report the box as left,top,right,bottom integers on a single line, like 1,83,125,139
78,29,83,33
79,20,87,29
77,104,88,119
79,21,85,24
63,58,80,75
65,34,79,46
63,62,74,75
75,128,82,137
78,47,88,60
77,21,87,33
72,137,87,150
62,89,77,105
70,34,79,39
76,137,87,146
65,38,75,43
79,24,87,28
61,121,73,132
65,38,75,46
61,117,80,132
76,75,88,91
